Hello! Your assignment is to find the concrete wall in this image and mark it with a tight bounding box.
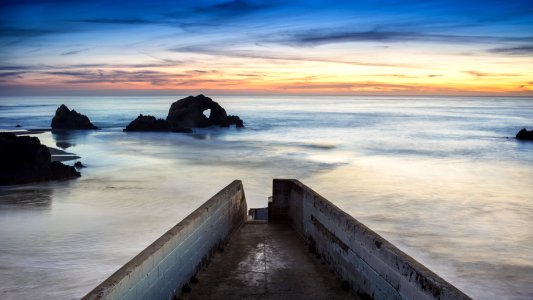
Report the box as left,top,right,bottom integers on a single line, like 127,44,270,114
270,179,471,300
83,180,247,300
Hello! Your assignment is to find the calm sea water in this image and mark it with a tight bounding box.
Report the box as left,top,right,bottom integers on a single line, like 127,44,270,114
0,96,532,299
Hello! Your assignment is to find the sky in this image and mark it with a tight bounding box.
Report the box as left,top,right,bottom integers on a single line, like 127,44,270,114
1,0,533,96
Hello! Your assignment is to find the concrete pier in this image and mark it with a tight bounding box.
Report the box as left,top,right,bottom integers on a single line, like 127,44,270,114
83,180,247,300
270,179,471,300
182,222,355,299
83,179,471,300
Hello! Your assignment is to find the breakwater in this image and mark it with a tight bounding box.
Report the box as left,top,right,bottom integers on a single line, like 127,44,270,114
270,179,470,300
83,180,246,300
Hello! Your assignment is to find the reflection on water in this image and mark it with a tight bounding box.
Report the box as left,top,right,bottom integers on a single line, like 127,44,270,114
0,187,53,208
55,141,74,149
308,156,533,299
52,130,94,149
0,96,532,299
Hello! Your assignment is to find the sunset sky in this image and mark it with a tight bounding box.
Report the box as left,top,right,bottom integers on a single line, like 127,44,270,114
1,0,532,96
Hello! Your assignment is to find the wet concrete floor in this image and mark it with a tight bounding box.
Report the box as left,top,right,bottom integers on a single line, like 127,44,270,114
182,222,356,299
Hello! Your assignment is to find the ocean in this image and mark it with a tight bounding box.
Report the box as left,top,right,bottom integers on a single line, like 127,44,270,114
0,96,532,299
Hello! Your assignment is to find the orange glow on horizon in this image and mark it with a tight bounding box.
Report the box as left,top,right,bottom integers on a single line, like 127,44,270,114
2,47,532,96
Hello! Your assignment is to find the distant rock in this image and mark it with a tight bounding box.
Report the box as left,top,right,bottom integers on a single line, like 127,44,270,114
166,95,244,130
74,161,86,169
0,133,80,185
516,128,533,141
51,104,98,130
15,124,21,128
123,115,173,132
123,95,243,132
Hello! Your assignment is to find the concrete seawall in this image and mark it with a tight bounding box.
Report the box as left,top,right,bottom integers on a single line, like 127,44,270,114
83,180,247,300
270,179,471,300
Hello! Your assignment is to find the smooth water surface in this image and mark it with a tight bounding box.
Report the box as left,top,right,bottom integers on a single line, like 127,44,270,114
0,96,532,299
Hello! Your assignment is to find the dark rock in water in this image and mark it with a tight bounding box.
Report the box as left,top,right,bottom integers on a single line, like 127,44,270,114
0,133,80,185
166,95,244,130
123,95,243,132
51,104,98,130
516,128,533,141
15,124,21,127
123,114,171,132
74,161,86,169
219,115,244,128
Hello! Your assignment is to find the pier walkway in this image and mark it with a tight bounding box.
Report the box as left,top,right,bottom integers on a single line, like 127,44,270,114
182,222,355,300
83,180,471,300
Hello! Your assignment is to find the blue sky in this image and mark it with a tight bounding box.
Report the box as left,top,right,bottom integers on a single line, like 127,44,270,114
1,0,532,95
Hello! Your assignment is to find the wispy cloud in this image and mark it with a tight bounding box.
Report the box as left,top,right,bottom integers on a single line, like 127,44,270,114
0,27,67,38
78,18,157,25
48,70,174,85
489,45,533,55
282,28,533,46
25,69,222,87
376,74,443,79
190,0,276,20
0,26,75,46
464,70,518,77
0,71,24,78
170,45,413,68
60,48,89,56
0,61,185,73
279,82,419,91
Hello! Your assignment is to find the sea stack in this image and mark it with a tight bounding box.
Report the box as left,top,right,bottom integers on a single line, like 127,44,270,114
0,133,80,185
123,115,173,132
51,104,98,130
124,95,244,132
516,128,533,141
166,94,244,130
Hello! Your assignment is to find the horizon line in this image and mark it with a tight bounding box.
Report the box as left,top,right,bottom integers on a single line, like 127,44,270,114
1,92,532,98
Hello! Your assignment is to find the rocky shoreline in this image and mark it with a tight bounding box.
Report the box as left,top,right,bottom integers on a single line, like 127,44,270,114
0,133,80,185
0,95,245,185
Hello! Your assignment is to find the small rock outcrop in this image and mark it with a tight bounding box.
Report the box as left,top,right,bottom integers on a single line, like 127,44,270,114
516,128,533,141
123,95,243,132
123,115,172,132
51,104,98,130
74,161,86,169
166,95,244,130
0,133,80,185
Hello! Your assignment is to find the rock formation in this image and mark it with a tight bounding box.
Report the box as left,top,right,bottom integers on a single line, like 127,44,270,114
51,104,98,130
0,133,80,185
123,95,244,132
166,94,244,130
123,115,173,132
516,128,533,141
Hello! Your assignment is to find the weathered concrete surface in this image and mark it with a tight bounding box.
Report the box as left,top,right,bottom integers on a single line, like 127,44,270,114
182,222,356,300
83,180,247,300
270,179,471,300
